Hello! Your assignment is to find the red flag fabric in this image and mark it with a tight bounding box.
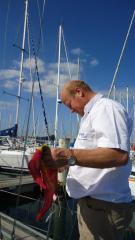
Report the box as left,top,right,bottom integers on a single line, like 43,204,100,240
28,145,58,221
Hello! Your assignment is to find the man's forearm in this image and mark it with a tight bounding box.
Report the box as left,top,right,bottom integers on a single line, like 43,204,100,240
70,148,129,168
44,147,129,169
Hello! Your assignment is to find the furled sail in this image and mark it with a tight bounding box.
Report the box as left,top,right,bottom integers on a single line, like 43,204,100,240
0,124,18,137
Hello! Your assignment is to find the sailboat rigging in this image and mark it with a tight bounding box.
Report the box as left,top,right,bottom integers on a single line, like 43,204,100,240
0,0,50,172
54,24,72,146
107,10,135,204
0,0,36,172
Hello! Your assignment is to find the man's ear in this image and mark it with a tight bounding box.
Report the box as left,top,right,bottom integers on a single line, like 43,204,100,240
75,87,84,97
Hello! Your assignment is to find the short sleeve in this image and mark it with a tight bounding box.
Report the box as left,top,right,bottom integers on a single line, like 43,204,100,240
91,99,130,151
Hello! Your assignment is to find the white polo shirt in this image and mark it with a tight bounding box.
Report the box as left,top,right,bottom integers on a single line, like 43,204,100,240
66,94,132,203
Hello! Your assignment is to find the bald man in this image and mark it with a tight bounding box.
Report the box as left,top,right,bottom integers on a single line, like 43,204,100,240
44,80,133,240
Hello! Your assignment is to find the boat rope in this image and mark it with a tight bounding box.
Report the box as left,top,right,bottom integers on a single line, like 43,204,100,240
0,189,38,201
67,210,78,240
32,115,40,137
10,7,37,239
0,215,4,240
54,24,73,144
108,10,135,98
36,0,46,53
28,0,47,138
20,105,30,136
0,189,77,238
27,17,36,139
0,188,78,213
26,223,49,234
28,13,50,140
61,26,72,80
29,1,45,137
2,0,11,69
46,206,54,240
26,17,53,239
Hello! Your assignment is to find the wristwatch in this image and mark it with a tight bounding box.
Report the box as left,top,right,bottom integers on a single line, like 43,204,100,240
67,156,77,166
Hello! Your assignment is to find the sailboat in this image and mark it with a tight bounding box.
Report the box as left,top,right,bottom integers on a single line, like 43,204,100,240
129,98,135,201
107,10,135,235
0,0,35,172
0,1,54,238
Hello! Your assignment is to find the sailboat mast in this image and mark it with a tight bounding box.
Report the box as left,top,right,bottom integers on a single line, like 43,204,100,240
15,0,28,130
0,112,1,130
54,25,62,146
77,57,80,79
126,86,129,113
113,84,116,100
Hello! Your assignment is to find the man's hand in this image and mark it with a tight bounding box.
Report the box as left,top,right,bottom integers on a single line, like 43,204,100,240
42,147,70,169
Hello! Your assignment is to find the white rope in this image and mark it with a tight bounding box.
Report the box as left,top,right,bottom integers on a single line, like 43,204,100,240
27,14,36,139
36,0,46,50
61,26,72,80
10,4,38,237
2,0,11,68
0,189,37,201
108,10,135,98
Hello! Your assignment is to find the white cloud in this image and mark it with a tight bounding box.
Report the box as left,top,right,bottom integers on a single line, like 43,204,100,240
13,57,45,73
71,48,84,56
71,49,99,68
90,58,99,67
23,61,79,97
3,80,17,89
0,69,19,90
0,57,81,98
23,57,46,73
0,69,19,80
0,100,16,109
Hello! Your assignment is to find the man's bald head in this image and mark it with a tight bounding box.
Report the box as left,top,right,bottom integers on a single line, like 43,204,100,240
61,80,92,97
60,80,96,116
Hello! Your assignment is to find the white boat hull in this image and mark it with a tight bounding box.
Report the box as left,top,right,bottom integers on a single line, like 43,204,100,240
129,176,135,200
0,149,34,171
129,160,135,200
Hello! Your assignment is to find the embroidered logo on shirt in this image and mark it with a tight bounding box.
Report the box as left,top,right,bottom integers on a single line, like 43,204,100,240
78,132,90,140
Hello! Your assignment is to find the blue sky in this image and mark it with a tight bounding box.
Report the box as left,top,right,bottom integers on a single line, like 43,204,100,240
0,0,135,140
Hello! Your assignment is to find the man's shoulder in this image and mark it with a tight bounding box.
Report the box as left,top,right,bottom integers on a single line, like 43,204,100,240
91,97,127,119
95,97,125,110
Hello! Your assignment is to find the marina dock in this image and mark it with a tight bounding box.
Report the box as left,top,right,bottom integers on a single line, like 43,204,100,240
0,212,52,239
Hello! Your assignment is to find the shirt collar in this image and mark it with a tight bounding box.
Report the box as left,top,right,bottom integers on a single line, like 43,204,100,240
84,93,103,114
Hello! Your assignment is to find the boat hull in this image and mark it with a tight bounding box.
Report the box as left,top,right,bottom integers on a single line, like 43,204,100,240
0,149,33,171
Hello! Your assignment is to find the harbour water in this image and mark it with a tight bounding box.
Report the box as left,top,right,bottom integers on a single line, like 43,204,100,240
1,196,135,239
0,169,135,240
0,192,79,240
